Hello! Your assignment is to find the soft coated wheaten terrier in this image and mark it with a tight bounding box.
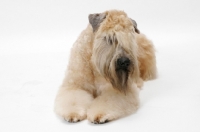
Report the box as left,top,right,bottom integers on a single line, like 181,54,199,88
54,10,157,124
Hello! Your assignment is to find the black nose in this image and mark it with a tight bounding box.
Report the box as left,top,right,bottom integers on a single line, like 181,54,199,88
117,57,130,69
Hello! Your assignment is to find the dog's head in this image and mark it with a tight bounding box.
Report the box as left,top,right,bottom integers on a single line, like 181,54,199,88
89,10,140,92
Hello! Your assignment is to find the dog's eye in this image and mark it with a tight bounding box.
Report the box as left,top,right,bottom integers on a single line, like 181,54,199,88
108,37,113,45
103,36,112,45
114,38,118,45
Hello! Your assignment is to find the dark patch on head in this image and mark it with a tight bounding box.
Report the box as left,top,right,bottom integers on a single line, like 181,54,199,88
130,19,140,34
88,13,106,32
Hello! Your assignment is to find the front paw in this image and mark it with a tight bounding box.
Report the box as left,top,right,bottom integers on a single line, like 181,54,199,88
54,89,94,123
86,88,139,124
55,103,87,123
87,112,112,124
63,112,86,123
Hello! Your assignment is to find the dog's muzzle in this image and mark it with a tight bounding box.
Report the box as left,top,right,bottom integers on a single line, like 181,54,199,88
116,57,130,71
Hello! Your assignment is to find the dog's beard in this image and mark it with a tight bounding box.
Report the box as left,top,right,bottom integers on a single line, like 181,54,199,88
112,68,129,92
103,57,133,93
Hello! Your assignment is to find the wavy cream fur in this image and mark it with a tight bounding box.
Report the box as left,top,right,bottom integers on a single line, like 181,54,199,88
54,10,157,124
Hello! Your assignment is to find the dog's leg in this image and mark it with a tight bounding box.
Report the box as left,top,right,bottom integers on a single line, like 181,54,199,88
87,84,139,124
137,77,144,89
54,25,95,123
54,87,93,123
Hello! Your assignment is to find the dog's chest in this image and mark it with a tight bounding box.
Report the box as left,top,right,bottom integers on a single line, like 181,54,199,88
93,74,112,95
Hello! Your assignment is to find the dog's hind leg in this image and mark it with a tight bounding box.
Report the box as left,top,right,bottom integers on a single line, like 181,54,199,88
136,33,157,81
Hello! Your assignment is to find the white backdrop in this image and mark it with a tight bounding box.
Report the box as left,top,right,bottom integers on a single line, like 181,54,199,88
0,0,200,132
1,0,199,54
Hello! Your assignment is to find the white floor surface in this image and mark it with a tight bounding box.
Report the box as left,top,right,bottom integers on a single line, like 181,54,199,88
0,0,200,132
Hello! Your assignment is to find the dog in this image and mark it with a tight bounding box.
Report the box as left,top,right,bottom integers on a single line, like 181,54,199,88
54,10,157,124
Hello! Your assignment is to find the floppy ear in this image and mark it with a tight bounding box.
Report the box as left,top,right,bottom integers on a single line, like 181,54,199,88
131,19,140,34
88,13,106,32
